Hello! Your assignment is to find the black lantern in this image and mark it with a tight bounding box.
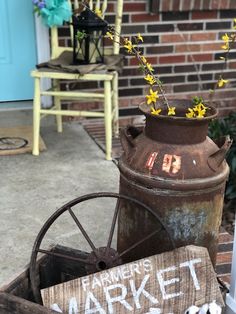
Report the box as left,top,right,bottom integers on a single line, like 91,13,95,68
72,7,108,65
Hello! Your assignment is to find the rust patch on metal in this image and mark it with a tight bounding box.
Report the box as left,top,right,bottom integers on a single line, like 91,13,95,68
162,154,181,175
145,152,158,170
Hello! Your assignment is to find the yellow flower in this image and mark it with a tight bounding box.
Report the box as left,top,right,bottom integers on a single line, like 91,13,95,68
222,43,230,50
141,56,147,64
168,107,176,116
234,19,236,29
146,62,154,73
106,32,114,40
195,110,205,118
124,38,136,54
95,8,102,18
217,78,228,87
146,88,159,105
144,74,156,85
193,103,207,118
186,108,195,118
221,33,230,50
194,103,207,111
137,33,144,42
222,33,230,43
151,106,162,115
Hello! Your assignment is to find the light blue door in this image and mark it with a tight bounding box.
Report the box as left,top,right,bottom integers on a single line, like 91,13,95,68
0,0,37,101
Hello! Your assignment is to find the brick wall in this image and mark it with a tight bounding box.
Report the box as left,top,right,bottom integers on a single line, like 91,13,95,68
60,1,236,116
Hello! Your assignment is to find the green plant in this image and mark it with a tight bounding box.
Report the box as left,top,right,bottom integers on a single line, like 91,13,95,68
208,112,236,202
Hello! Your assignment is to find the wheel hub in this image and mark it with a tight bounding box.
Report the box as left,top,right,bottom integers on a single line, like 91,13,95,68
85,247,122,274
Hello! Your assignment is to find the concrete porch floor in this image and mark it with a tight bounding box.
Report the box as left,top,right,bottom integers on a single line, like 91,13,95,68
0,110,119,285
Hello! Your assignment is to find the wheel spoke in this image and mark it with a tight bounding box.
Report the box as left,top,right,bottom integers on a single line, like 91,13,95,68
114,229,159,261
37,248,95,265
68,207,99,258
105,200,120,256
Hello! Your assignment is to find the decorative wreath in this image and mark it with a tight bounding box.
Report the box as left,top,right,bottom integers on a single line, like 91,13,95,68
40,0,72,27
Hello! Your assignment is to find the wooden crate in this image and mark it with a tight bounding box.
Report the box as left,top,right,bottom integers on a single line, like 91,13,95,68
0,245,88,313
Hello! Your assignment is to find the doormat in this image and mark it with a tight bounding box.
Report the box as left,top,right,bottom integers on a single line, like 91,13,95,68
83,123,123,159
83,117,145,159
0,126,46,156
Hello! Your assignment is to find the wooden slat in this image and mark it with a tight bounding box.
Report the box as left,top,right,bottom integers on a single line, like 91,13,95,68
31,70,114,81
113,0,123,55
95,0,100,9
41,91,105,99
74,0,79,10
101,0,107,15
0,293,56,314
40,109,105,117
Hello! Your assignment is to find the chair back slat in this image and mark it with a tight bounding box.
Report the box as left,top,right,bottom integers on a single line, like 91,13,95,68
51,27,59,59
74,0,79,10
113,0,123,55
101,0,107,16
95,0,100,9
89,0,93,10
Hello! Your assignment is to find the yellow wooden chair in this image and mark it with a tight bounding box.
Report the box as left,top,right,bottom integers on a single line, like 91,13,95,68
31,0,123,160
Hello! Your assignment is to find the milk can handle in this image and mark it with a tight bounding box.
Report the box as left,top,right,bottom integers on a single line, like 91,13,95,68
120,126,142,155
207,135,232,171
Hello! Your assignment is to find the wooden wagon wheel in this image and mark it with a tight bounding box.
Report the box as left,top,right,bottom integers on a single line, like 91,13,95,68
29,192,175,305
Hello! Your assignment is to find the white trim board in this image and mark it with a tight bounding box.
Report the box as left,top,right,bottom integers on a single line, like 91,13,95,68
34,15,52,108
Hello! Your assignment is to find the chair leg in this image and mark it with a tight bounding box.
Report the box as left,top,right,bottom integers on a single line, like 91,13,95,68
54,80,63,133
112,72,119,137
55,97,63,133
104,80,113,161
32,77,41,156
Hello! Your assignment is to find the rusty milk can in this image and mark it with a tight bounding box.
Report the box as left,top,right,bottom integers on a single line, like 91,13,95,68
117,100,231,265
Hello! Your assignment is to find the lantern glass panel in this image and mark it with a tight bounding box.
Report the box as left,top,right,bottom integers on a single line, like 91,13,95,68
72,9,107,65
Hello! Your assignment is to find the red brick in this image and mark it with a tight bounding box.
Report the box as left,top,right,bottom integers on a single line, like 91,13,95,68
218,232,234,243
161,0,172,11
201,42,222,51
161,34,189,43
230,0,236,9
192,11,218,20
159,55,185,63
229,61,236,69
175,44,201,53
219,0,230,10
187,53,213,62
191,32,216,41
172,0,181,11
131,13,160,23
211,0,220,9
119,98,131,107
182,0,192,11
107,3,114,12
193,0,202,10
130,96,145,106
203,0,211,9
216,252,233,264
150,0,160,13
124,3,146,12
129,56,157,66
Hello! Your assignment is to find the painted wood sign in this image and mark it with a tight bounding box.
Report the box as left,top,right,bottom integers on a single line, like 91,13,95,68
41,245,224,314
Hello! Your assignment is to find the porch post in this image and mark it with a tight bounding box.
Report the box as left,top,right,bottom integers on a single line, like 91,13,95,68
225,221,236,314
